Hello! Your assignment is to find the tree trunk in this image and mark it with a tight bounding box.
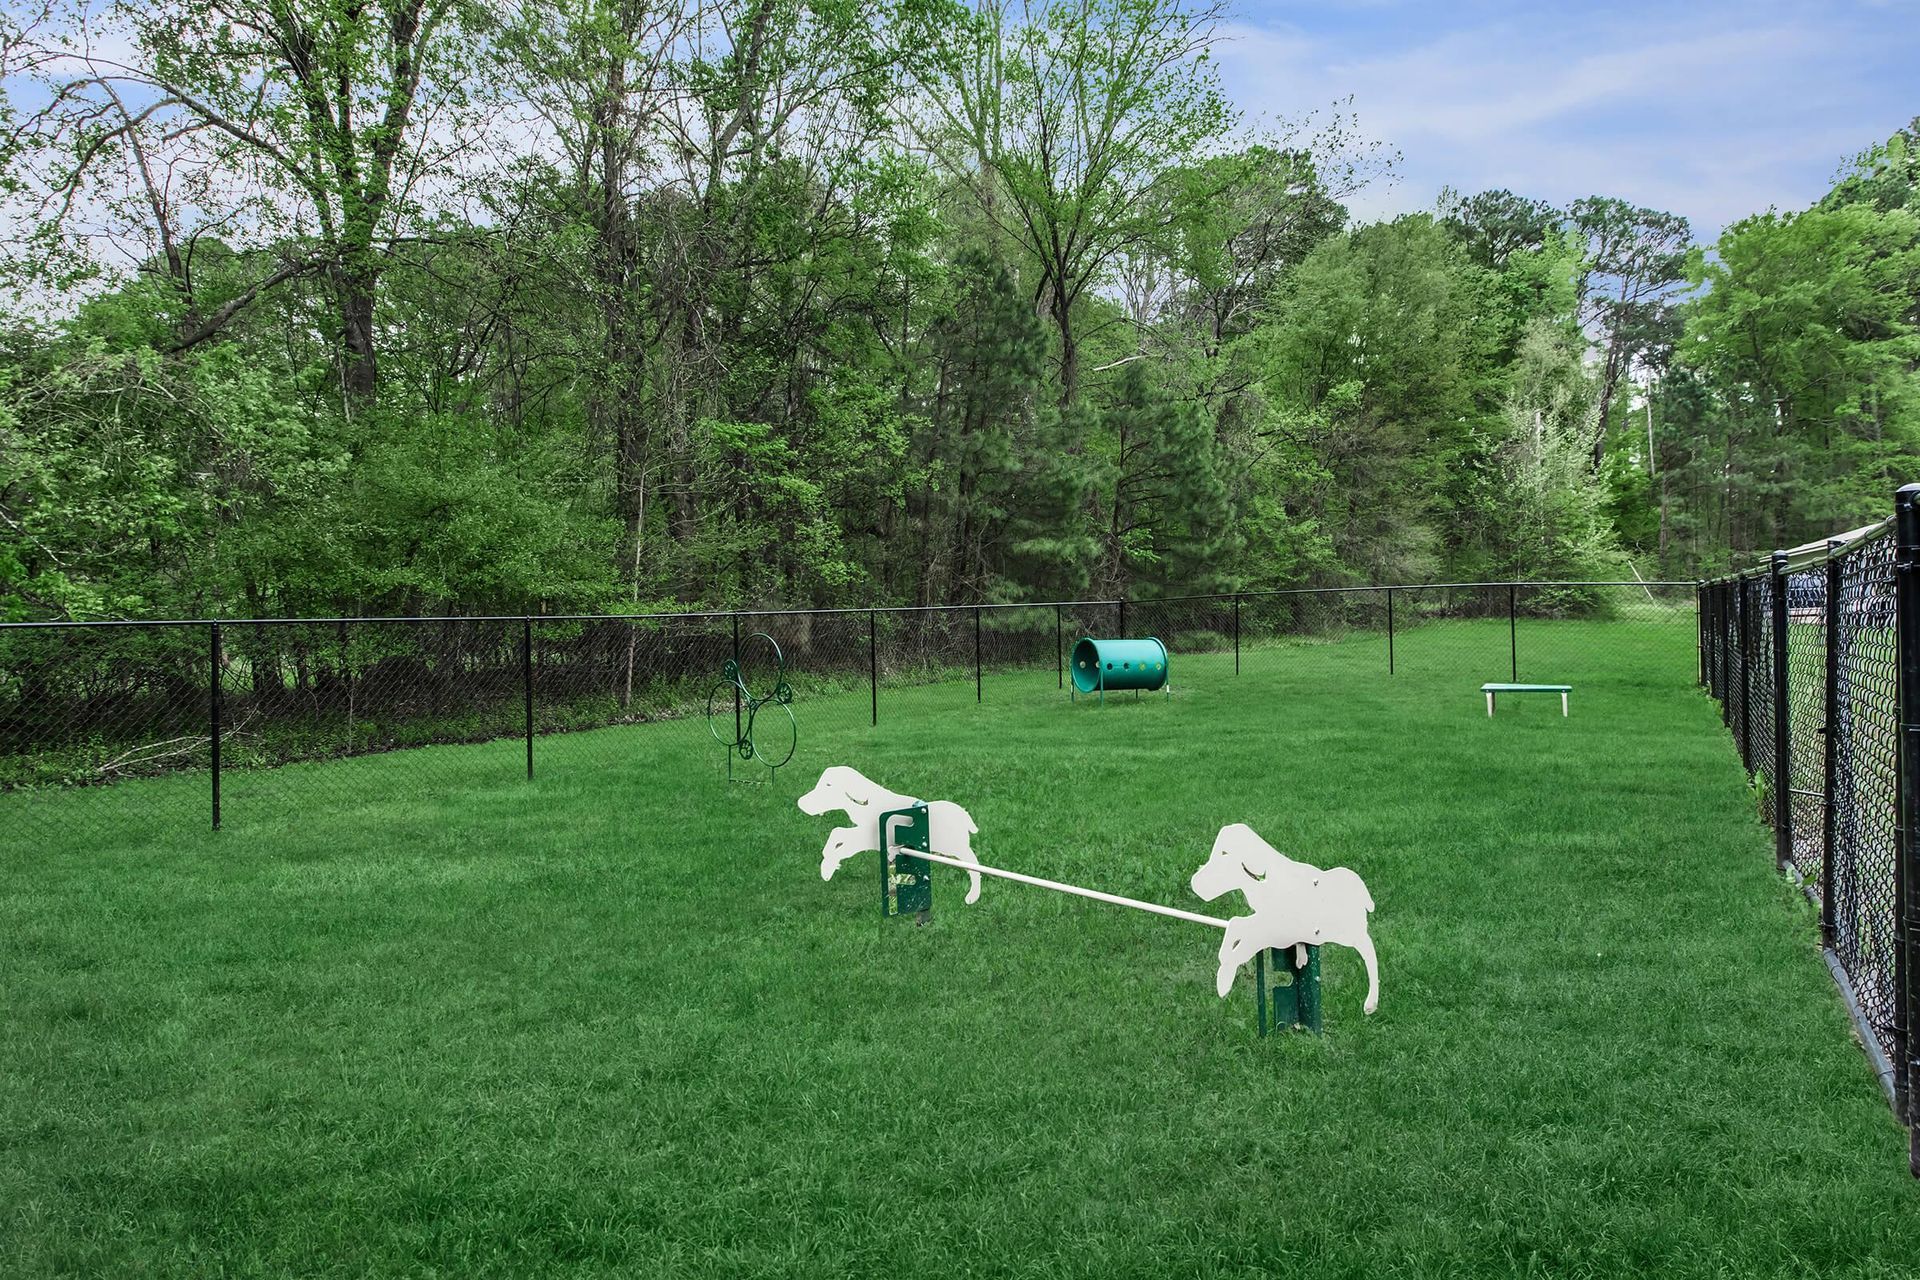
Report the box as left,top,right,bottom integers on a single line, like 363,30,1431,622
339,267,379,404
1590,336,1626,469
661,323,699,549
1052,277,1079,408
595,57,650,583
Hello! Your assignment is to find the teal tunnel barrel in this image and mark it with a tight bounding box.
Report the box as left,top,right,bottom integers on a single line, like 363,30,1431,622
1070,637,1170,694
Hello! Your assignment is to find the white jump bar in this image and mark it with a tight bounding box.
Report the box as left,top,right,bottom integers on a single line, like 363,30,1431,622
895,845,1229,930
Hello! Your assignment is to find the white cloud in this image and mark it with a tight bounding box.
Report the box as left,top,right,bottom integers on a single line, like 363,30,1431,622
1214,5,1916,237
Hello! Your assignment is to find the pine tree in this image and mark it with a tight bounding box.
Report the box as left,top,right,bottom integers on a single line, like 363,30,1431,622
1096,361,1233,594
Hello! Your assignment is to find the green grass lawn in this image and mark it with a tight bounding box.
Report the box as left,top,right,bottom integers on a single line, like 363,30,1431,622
5,618,1917,1277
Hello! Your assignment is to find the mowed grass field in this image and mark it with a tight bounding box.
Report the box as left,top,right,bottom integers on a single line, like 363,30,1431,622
4,617,1918,1276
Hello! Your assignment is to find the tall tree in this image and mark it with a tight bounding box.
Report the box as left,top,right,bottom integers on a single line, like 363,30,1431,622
8,0,486,404
1680,201,1920,551
915,0,1233,404
1094,360,1230,591
1438,187,1561,270
1256,215,1507,583
505,0,697,585
1569,196,1690,468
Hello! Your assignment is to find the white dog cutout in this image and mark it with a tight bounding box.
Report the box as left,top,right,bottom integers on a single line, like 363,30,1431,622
1190,823,1379,1014
797,766,984,904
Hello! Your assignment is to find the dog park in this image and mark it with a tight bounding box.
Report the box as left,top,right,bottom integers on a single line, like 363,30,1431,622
4,574,1920,1276
9,0,1920,1267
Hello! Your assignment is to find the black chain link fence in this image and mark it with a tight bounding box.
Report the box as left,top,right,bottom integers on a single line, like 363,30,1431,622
1702,495,1920,1172
1785,567,1830,889
14,540,1919,1166
1830,535,1902,1061
5,580,1693,850
1748,572,1778,827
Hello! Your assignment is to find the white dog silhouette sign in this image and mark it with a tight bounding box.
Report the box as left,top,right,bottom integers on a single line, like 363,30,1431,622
797,766,1380,1034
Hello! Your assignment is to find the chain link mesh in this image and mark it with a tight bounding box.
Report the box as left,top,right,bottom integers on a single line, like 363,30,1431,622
1698,530,1909,1126
1783,568,1829,889
3,583,1696,847
1712,587,1728,706
1748,573,1778,824
1728,580,1749,758
1829,535,1901,1060
0,624,211,841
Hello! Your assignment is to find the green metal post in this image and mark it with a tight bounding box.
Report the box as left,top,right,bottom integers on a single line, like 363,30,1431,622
1256,945,1321,1035
878,803,932,922
1297,947,1322,1033
1254,949,1268,1036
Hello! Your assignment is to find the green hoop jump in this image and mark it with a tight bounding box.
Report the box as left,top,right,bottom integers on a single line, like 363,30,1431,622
1069,636,1171,703
706,633,796,783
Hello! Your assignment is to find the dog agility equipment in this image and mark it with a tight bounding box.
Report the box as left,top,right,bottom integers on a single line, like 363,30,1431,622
706,633,797,782
1069,637,1171,703
798,767,1378,1034
1480,682,1571,716
798,766,984,905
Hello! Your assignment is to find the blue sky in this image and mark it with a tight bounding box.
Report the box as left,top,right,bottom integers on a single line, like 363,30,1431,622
1212,0,1920,239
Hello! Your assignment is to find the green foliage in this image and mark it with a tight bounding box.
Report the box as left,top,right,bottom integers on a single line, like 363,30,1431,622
1668,197,1920,560
1438,186,1562,270
1481,319,1626,582
1256,214,1504,583
1091,361,1232,591
3,2,1917,619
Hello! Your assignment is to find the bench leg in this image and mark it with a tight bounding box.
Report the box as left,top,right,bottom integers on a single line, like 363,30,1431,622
1561,692,1568,717
1486,691,1494,717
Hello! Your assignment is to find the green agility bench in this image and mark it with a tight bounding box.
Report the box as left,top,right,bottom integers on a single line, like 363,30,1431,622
1481,682,1571,717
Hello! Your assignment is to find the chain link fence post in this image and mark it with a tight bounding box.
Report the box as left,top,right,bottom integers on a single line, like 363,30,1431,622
1892,485,1920,1170
1508,583,1518,682
1712,587,1728,706
1234,593,1242,675
522,617,535,780
1738,575,1753,769
1719,582,1732,721
1822,542,1843,951
1771,552,1791,871
1055,604,1064,690
209,620,222,832
1728,583,1743,721
973,605,982,703
870,609,878,726
1698,582,1707,686
1386,587,1394,675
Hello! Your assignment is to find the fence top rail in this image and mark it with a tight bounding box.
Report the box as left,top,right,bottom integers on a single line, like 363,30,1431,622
0,580,1700,632
1703,518,1896,585
1787,517,1894,571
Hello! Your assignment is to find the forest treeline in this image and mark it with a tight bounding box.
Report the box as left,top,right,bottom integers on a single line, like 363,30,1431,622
2,0,1917,621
